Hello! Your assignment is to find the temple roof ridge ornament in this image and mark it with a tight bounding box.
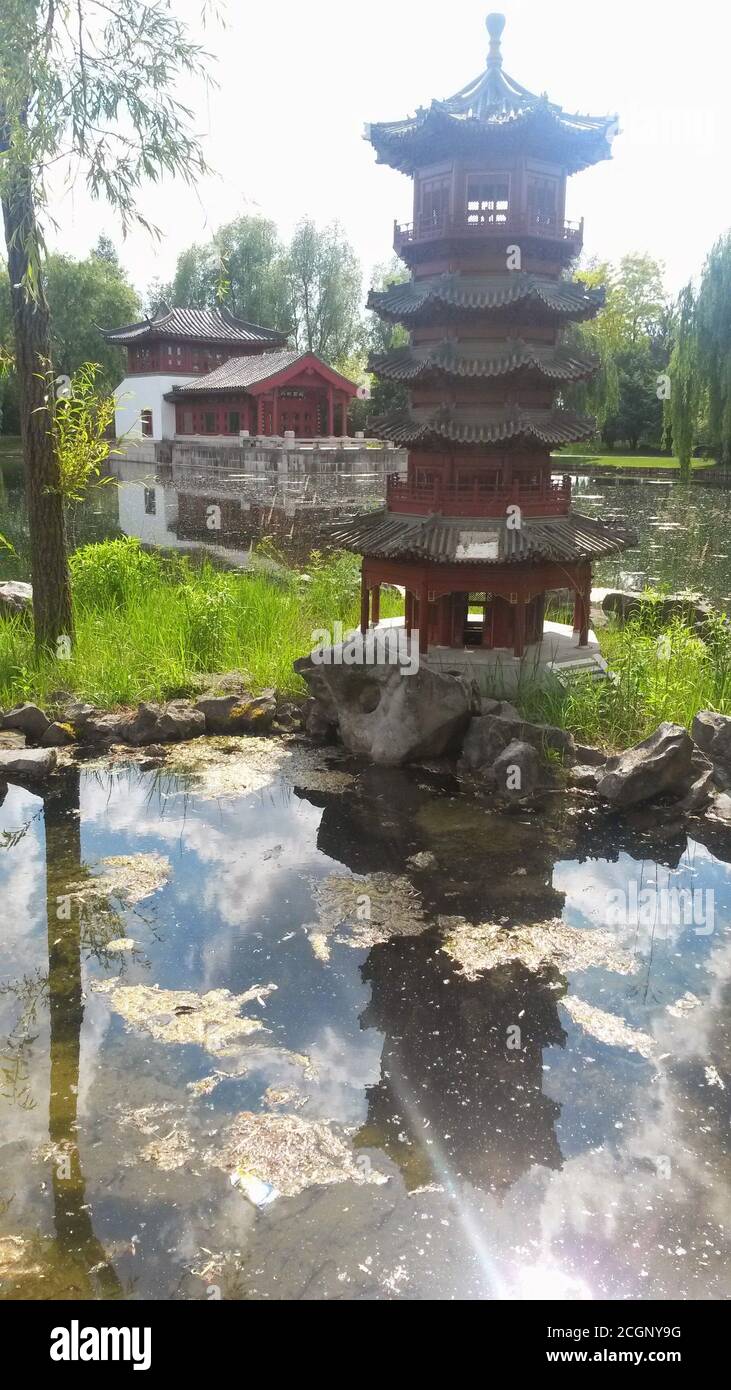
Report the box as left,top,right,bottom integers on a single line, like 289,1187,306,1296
368,13,618,175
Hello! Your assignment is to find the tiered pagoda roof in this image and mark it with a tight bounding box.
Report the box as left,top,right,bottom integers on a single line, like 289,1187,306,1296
371,339,597,385
331,510,630,565
102,306,288,348
370,404,595,448
367,12,616,176
367,273,604,326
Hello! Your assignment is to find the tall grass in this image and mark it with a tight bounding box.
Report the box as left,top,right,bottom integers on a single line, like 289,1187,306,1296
0,537,402,709
521,605,731,748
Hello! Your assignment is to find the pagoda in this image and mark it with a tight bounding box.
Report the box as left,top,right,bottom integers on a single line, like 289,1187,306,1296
334,13,631,660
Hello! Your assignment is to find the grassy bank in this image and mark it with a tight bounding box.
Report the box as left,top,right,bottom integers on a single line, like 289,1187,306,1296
551,450,716,471
2,536,730,751
0,538,402,708
522,608,731,748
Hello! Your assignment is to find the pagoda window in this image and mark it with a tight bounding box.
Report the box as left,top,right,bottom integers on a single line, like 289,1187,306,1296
526,176,558,227
181,409,194,434
466,176,510,225
204,410,216,433
228,410,240,434
144,487,157,516
140,409,153,437
419,176,451,231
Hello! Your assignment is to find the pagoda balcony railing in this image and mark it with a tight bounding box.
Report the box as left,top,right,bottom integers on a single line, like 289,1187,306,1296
394,212,583,254
386,473,571,517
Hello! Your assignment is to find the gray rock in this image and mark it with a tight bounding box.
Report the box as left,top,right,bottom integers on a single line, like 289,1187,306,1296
41,721,77,748
692,710,731,767
461,712,574,773
492,739,540,798
568,763,601,789
120,701,205,745
303,697,337,745
0,580,32,619
81,714,126,745
294,656,472,766
596,722,694,808
705,792,731,824
461,715,514,772
2,702,51,742
0,747,57,783
603,590,714,632
60,701,99,730
194,690,276,735
573,743,607,767
0,730,25,750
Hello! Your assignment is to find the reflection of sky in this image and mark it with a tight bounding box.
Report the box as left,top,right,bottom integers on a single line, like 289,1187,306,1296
1,767,730,1300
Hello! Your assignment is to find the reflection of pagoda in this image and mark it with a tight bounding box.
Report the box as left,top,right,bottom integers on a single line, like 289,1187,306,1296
356,938,566,1193
335,13,630,658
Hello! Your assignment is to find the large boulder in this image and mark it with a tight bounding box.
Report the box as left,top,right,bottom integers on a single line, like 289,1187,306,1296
41,721,77,748
596,722,694,808
0,747,57,783
294,656,473,766
692,710,731,768
0,581,32,620
1,702,51,742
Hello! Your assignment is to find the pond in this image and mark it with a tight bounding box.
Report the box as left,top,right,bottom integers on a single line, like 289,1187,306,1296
4,448,731,604
1,741,729,1300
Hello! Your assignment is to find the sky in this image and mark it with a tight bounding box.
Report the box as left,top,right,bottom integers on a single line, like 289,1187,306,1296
46,0,731,304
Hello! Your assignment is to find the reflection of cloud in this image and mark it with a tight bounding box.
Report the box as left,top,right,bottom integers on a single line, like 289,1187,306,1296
554,846,725,956
305,1025,383,1127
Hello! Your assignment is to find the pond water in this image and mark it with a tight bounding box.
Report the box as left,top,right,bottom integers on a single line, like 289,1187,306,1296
4,449,731,605
1,741,729,1301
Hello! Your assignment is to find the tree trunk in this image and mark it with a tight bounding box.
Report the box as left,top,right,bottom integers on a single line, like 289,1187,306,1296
1,167,73,651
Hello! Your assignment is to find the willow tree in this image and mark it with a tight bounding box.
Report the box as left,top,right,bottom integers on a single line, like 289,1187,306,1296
0,1,213,650
669,236,731,479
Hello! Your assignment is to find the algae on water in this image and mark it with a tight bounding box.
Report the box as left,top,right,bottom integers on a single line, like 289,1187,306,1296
305,872,429,961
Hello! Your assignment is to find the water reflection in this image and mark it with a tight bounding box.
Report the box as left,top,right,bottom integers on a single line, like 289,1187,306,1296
0,755,729,1300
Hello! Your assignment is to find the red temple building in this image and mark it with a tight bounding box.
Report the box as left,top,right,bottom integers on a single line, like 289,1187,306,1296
334,13,631,661
102,306,357,442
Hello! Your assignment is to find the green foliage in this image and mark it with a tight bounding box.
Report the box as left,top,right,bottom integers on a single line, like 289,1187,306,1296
0,537,402,707
49,364,117,503
566,255,670,446
155,215,291,331
522,606,731,749
286,220,363,361
667,236,731,475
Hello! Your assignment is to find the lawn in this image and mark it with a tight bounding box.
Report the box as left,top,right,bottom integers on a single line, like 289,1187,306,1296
551,451,716,470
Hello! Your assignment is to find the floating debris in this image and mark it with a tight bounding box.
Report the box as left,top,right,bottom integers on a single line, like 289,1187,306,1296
406,850,437,869
140,1129,196,1171
163,735,354,798
305,872,428,961
705,1065,726,1090
263,1085,309,1110
441,917,636,981
106,937,137,953
231,1169,280,1209
97,982,275,1053
667,992,702,1018
71,853,171,906
209,1112,387,1197
562,994,655,1058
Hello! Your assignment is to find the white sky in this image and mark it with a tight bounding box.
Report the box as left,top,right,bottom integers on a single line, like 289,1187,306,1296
47,0,731,302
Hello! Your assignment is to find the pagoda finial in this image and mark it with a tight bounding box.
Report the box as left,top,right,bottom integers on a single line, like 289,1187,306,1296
486,12,505,69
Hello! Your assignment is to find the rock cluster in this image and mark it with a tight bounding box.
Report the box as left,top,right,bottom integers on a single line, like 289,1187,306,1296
0,683,302,789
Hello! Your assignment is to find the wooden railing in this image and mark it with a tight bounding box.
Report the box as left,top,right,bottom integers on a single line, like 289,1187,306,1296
394,213,583,254
386,473,572,517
